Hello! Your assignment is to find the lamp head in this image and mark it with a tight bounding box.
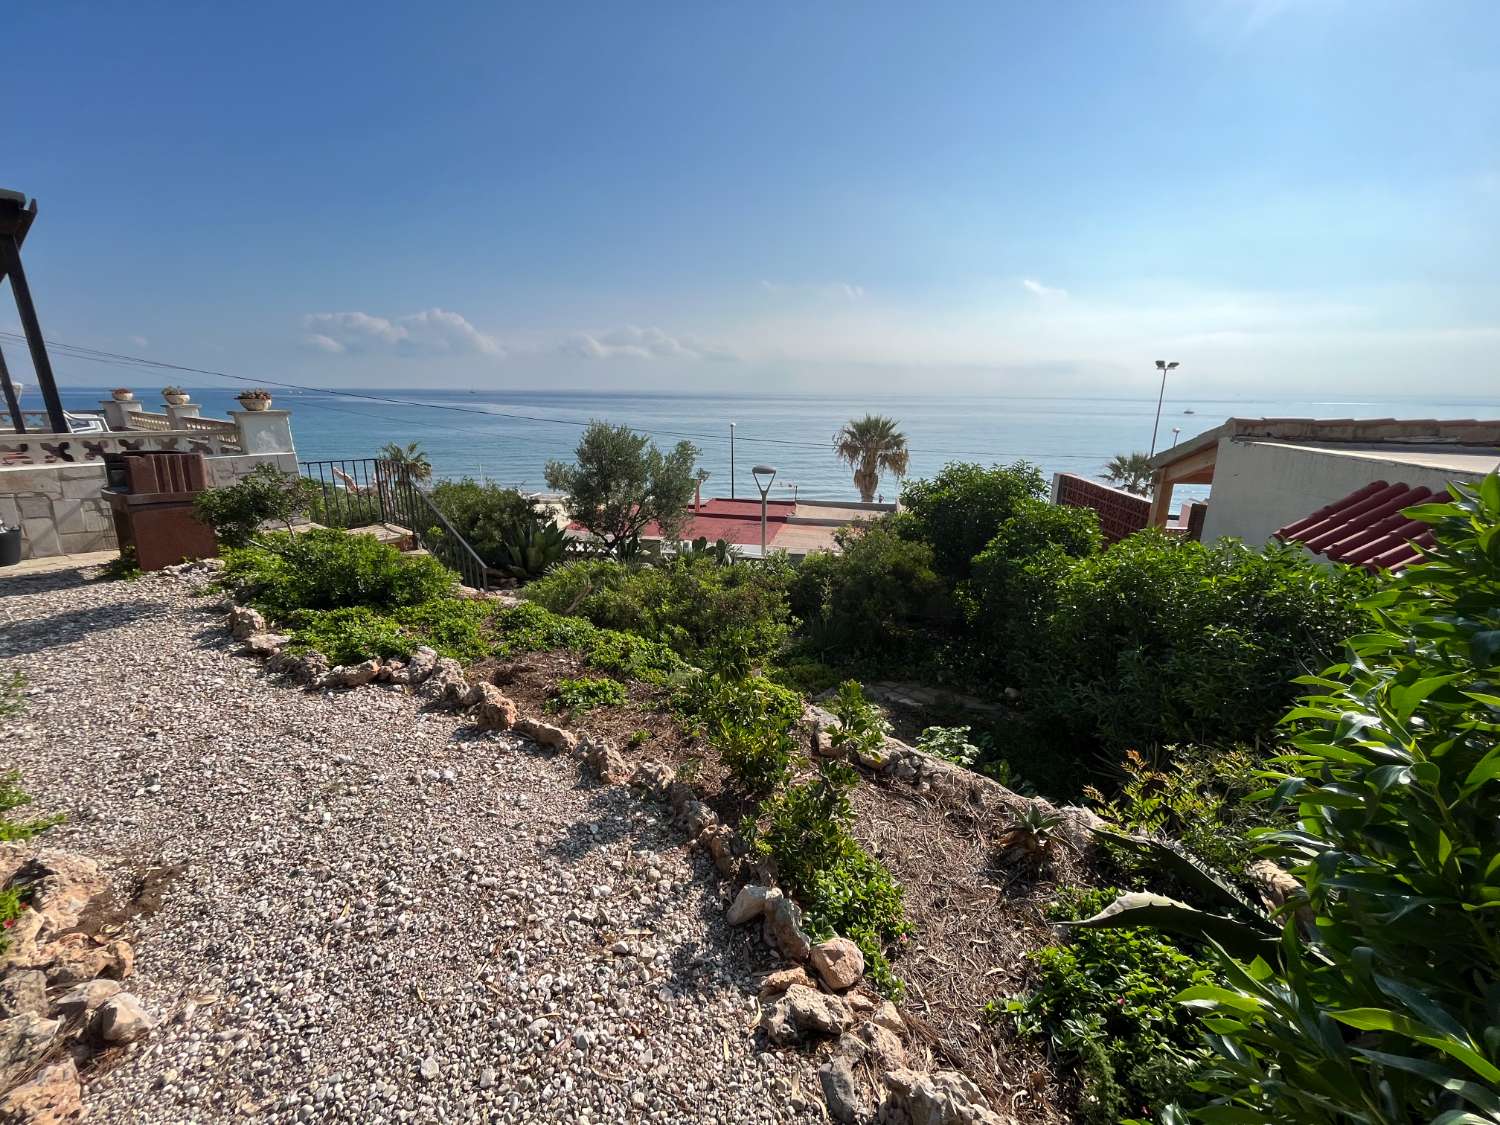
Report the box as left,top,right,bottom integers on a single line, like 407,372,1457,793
1155,359,1166,370
752,464,777,493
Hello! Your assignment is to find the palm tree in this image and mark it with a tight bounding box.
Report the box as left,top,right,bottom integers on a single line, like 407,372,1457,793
1103,452,1154,497
379,441,433,483
834,415,909,503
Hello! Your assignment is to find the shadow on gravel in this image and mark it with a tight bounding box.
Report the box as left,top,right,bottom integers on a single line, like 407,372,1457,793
0,568,94,602
0,598,166,658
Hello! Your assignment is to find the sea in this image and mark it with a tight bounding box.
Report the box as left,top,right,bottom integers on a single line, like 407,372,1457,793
49,385,1500,504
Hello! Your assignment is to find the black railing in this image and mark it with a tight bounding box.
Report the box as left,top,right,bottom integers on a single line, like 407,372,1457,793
297,458,492,590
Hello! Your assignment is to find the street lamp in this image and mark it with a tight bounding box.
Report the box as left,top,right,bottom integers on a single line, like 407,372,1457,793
752,464,777,555
1171,426,1181,449
1149,360,1180,458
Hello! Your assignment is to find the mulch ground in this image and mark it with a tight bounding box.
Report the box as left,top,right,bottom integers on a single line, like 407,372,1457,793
462,649,1081,1123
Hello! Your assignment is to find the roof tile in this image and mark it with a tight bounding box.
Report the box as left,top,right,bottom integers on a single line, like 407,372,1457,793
1273,480,1435,572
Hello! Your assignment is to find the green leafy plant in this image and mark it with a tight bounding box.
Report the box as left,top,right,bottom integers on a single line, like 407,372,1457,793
0,770,63,842
194,464,321,549
1102,451,1154,497
998,805,1065,871
282,599,500,664
493,514,567,581
544,421,701,558
548,676,629,714
692,674,802,796
827,680,890,765
220,528,455,620
1157,473,1500,1124
915,724,980,767
749,758,910,996
491,602,685,684
680,536,739,565
96,546,142,582
379,440,433,483
1007,887,1218,1125
896,460,1048,581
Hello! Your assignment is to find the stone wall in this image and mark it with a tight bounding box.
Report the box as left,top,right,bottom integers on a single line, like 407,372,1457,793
0,453,298,561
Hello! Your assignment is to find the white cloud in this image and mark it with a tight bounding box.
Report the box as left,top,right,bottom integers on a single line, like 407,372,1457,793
564,325,736,362
760,280,865,301
1022,278,1068,299
301,308,502,357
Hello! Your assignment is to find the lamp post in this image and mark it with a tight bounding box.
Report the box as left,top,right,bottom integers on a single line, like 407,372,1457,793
752,464,777,555
1171,426,1181,449
729,422,736,500
1149,360,1180,458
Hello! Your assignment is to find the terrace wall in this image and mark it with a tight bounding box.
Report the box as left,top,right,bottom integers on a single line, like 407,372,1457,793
1051,473,1151,543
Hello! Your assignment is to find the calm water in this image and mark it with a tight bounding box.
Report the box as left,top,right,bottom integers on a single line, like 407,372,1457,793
52,385,1500,503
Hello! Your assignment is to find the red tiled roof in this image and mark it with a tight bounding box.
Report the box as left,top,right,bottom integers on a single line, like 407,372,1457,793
1274,480,1436,571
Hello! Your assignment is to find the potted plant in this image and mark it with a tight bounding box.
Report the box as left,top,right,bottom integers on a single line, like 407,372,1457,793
110,388,135,402
0,517,20,568
162,385,189,406
236,388,273,412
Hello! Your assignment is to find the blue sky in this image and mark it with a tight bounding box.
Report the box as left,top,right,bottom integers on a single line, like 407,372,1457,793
5,0,1497,395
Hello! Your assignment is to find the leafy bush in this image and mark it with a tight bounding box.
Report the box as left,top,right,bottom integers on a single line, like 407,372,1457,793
1169,474,1500,1123
690,673,802,796
549,676,628,714
897,461,1048,581
916,725,980,768
221,529,457,620
1010,534,1375,756
492,602,685,683
283,599,499,665
425,479,556,575
750,759,909,995
306,488,387,531
1007,888,1217,1124
1086,747,1266,881
525,555,794,665
195,464,321,548
789,522,950,665
827,680,891,764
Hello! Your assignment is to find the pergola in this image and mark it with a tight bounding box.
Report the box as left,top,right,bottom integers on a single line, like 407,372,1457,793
0,189,67,434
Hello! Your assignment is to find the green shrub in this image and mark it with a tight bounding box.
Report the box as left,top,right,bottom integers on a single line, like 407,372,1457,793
1007,888,1217,1124
525,555,794,665
195,464,321,548
549,676,629,714
750,759,909,995
492,602,685,683
1170,474,1500,1123
306,488,386,530
789,522,950,665
221,529,457,619
691,674,802,796
426,479,547,570
897,461,1048,581
1010,534,1374,757
827,680,891,763
916,725,980,768
284,599,499,665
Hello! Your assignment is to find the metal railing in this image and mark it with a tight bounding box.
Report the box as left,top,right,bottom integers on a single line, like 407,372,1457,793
297,457,494,590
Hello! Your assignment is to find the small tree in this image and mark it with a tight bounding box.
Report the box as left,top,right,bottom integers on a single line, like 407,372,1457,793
834,415,909,503
194,464,320,549
1103,452,1154,496
544,422,699,558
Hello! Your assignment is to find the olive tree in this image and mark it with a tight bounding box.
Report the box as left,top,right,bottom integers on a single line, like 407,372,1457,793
544,422,700,558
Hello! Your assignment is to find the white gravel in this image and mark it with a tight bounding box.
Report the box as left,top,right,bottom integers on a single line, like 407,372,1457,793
0,567,824,1123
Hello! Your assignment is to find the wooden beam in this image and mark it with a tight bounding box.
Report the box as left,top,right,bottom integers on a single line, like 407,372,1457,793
0,342,24,434
0,233,68,434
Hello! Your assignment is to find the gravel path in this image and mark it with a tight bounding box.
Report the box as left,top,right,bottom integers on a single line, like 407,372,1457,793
0,568,823,1123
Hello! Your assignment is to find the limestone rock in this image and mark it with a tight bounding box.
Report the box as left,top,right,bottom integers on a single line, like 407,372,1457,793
819,1056,865,1124
241,632,292,658
630,762,675,799
757,965,815,999
760,984,854,1044
842,1020,906,1069
583,739,630,784
0,1012,62,1086
97,992,156,1043
226,605,265,640
52,978,121,1021
513,718,578,754
809,936,866,991
876,1069,1011,1125
872,1000,906,1036
726,884,771,926
324,659,381,690
46,937,133,985
700,823,740,877
763,889,812,961
0,1058,83,1124
0,971,47,1019
418,659,469,707
294,650,330,685
680,800,716,836
405,646,439,684
470,683,519,732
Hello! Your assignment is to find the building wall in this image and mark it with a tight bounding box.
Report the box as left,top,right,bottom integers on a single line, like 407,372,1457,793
1052,473,1150,542
1200,440,1487,547
0,453,297,561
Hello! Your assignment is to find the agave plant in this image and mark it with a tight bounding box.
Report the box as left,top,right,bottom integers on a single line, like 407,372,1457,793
999,805,1065,870
681,536,739,565
494,515,566,581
